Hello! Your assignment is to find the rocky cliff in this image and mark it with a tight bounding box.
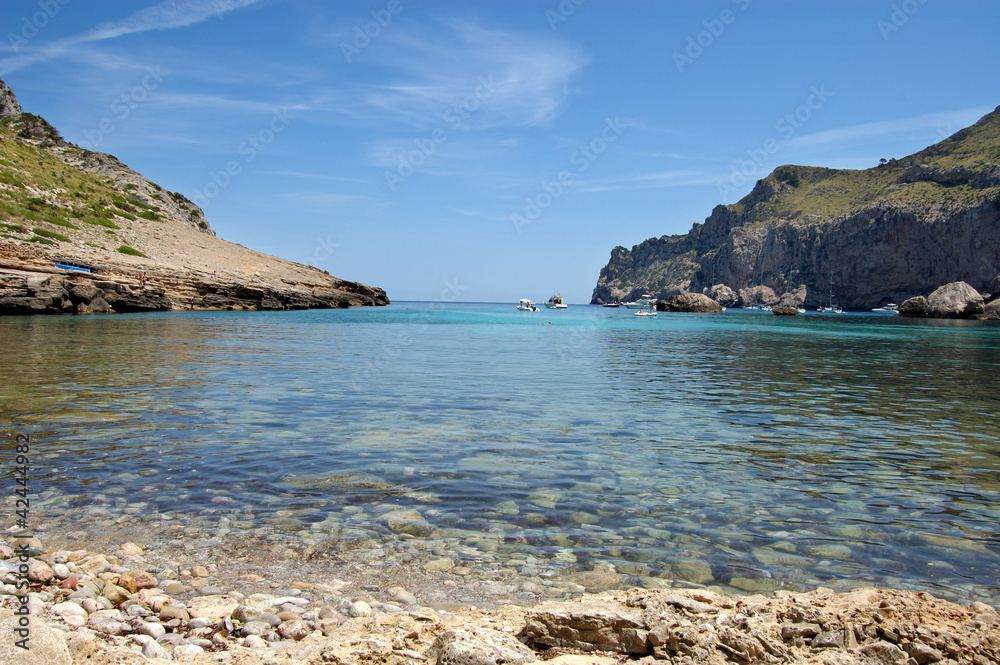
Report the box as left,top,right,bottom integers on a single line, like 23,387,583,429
0,77,388,313
592,107,1000,310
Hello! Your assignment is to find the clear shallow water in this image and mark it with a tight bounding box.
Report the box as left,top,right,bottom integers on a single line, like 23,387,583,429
2,304,999,603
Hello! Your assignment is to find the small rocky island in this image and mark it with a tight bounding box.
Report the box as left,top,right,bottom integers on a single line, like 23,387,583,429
0,78,388,314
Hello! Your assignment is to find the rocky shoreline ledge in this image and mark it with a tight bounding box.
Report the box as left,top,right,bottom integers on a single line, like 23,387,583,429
3,535,998,665
0,250,388,314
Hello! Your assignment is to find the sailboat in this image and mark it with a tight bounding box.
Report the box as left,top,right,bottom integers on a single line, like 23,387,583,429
817,271,845,313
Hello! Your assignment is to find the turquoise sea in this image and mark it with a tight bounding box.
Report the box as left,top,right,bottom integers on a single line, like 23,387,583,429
2,303,999,603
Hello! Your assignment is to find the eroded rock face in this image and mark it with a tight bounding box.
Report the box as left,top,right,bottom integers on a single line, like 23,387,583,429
523,588,1000,665
0,78,22,120
657,293,723,313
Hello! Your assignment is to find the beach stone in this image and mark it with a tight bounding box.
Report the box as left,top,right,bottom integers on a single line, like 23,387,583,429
142,639,171,660
187,595,239,620
59,576,78,590
119,569,157,591
191,565,210,578
425,557,455,572
102,583,132,606
199,585,224,595
427,627,538,665
119,542,144,556
232,605,262,623
52,601,88,620
350,600,373,617
0,544,14,559
174,644,206,658
160,605,190,622
75,554,111,575
0,612,72,665
390,587,417,605
51,563,70,580
260,611,282,626
242,620,270,636
164,581,190,594
12,536,44,558
88,609,127,635
564,570,623,593
81,598,100,614
380,508,436,537
277,610,300,622
188,617,212,629
243,635,268,649
277,619,312,641
675,559,713,585
139,621,167,639
28,561,54,584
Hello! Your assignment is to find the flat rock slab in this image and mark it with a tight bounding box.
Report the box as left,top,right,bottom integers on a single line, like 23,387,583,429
0,611,71,665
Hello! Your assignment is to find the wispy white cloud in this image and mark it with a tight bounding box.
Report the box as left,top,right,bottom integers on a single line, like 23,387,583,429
0,0,266,74
267,170,371,185
575,170,715,193
787,107,992,150
349,20,588,130
282,191,370,206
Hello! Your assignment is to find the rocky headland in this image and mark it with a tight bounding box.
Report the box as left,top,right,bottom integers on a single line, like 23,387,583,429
0,78,388,314
592,106,1000,313
3,534,999,665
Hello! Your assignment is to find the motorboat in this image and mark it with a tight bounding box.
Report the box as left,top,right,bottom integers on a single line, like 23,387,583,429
517,298,539,312
544,293,568,309
633,307,658,317
623,294,653,309
602,301,621,308
817,305,844,314
871,303,899,314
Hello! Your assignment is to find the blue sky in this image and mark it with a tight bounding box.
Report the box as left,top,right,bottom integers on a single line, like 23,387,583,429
1,0,998,303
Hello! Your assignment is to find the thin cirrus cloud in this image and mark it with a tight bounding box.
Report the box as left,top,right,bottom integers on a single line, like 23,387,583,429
0,0,266,74
575,170,715,193
786,107,993,150
355,21,588,131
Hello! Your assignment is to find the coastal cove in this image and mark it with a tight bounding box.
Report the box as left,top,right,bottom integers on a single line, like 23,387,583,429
2,303,999,609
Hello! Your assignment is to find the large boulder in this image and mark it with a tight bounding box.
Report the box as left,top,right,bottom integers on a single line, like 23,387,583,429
738,285,779,306
709,284,739,307
777,284,807,309
977,299,1000,320
658,293,723,313
926,281,985,318
898,296,928,317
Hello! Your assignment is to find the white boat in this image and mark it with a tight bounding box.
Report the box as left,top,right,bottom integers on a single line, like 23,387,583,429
516,298,539,312
623,294,653,309
796,307,806,314
633,307,658,317
817,305,845,314
544,293,568,309
871,303,899,314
